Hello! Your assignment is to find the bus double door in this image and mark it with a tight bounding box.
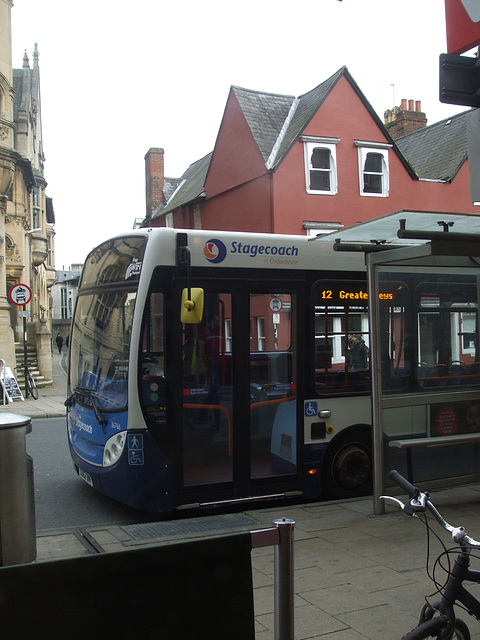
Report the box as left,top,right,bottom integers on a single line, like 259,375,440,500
178,286,301,507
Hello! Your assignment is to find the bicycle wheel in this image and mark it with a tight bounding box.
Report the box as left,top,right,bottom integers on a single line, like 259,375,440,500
401,617,470,640
26,373,39,400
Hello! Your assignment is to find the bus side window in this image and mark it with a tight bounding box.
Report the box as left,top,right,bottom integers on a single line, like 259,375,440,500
141,292,165,377
315,338,332,369
140,292,166,420
313,281,370,394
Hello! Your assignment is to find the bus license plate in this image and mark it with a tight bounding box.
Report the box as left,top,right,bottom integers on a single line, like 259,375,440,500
79,468,93,486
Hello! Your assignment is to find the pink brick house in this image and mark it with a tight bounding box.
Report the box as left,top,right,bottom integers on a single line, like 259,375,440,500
145,67,478,236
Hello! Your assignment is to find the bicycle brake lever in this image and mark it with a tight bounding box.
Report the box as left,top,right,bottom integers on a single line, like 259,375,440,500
380,496,406,510
380,495,421,517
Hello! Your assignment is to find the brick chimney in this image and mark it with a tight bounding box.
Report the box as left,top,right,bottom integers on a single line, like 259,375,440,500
145,148,165,219
384,100,427,139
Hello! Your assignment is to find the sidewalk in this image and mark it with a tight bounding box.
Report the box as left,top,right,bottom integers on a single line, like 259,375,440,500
2,354,480,637
0,351,67,419
34,483,480,639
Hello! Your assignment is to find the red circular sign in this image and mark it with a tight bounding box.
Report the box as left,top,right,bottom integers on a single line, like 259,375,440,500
9,283,32,306
434,405,459,436
269,297,283,311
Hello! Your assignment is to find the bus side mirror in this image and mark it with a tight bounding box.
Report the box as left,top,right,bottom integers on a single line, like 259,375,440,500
181,288,204,324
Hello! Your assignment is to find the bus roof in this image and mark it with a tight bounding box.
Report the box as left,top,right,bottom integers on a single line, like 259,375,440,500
124,227,365,272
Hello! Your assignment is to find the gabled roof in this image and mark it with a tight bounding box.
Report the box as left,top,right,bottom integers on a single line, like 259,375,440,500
152,67,418,221
231,86,295,162
270,67,347,169
262,66,414,175
163,177,183,202
230,68,351,170
396,110,472,181
153,152,212,217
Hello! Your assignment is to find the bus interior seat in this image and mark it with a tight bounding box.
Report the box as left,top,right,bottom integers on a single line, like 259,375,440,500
423,363,449,387
448,361,466,385
468,362,480,384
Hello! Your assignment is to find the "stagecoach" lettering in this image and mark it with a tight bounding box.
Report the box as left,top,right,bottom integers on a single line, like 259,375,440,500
73,417,93,434
230,241,299,258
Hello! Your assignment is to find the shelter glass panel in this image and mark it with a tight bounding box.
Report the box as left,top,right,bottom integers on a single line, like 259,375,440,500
378,268,480,488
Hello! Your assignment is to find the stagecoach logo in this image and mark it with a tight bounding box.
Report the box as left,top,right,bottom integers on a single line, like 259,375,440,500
125,258,142,279
72,415,93,434
204,239,227,264
204,238,299,264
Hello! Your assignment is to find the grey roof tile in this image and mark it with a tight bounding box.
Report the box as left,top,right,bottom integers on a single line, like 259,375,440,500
396,110,472,181
153,67,419,218
272,67,346,168
152,153,212,218
163,177,183,202
231,86,295,161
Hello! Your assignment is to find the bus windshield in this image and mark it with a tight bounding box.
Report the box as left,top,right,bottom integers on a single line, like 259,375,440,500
69,235,146,411
80,235,146,288
69,290,137,411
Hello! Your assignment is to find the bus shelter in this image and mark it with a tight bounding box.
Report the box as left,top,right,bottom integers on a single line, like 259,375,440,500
362,222,480,514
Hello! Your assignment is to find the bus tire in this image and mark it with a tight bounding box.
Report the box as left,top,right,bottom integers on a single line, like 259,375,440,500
321,427,372,499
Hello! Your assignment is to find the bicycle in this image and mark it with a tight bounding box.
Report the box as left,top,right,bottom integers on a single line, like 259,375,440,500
16,363,38,400
381,469,480,639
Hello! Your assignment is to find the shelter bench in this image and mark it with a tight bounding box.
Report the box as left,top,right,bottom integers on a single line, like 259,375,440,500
389,433,480,484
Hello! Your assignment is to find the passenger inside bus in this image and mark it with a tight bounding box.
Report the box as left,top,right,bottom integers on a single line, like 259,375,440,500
347,334,369,370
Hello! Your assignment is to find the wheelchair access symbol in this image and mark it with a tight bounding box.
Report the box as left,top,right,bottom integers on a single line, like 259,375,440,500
304,401,318,418
128,433,144,465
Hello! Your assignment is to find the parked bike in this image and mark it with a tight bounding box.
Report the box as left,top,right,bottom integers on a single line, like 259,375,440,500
382,469,480,639
16,363,38,400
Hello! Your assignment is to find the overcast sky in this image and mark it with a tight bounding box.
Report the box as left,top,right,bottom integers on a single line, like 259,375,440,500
10,0,467,270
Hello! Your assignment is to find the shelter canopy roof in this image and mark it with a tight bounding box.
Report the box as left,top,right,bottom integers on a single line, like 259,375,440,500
315,210,480,246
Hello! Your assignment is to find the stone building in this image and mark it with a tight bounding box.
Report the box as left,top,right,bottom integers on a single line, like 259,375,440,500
51,265,82,341
0,0,56,382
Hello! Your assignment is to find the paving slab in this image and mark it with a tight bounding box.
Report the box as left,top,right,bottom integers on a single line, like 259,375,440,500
337,604,419,640
27,484,480,638
7,354,480,638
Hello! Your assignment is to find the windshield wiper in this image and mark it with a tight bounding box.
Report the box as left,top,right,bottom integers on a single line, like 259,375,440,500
65,385,90,408
66,386,108,431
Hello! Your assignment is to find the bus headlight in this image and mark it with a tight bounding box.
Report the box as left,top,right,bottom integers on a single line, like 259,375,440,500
103,433,126,467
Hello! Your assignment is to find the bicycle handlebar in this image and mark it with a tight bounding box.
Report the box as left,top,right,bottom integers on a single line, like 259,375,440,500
383,469,480,548
388,470,420,499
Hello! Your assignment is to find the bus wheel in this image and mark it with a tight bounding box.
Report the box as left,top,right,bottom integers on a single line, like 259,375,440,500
322,429,372,499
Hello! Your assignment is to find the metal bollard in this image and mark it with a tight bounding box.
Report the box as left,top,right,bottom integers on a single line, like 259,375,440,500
273,518,295,640
0,413,36,565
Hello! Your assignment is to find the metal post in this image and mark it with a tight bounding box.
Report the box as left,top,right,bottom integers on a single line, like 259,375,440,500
367,253,385,515
0,359,5,406
273,518,295,640
23,306,28,398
